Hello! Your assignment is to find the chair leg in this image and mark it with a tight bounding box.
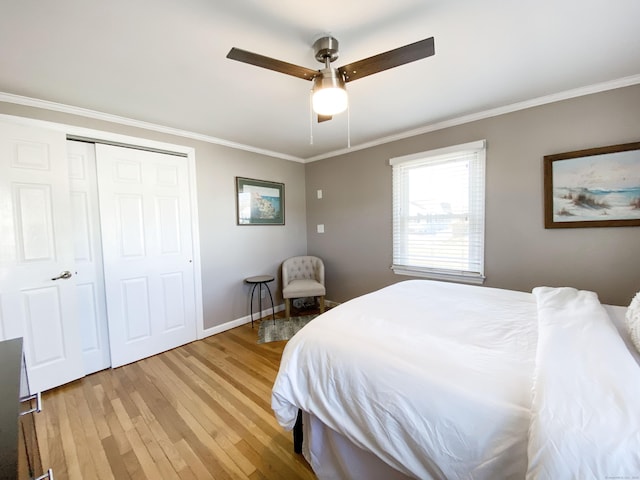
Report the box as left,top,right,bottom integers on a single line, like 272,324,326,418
319,296,325,313
285,298,291,319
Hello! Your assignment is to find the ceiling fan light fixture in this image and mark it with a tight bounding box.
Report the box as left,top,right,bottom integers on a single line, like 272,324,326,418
312,68,348,116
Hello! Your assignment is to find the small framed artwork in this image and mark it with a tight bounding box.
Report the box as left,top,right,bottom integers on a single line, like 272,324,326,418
544,141,640,228
236,177,285,225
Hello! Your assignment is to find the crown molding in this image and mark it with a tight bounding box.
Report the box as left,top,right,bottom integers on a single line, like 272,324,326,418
0,92,305,163
2,73,639,164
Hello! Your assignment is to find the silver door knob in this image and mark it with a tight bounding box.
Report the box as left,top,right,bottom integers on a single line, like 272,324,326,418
51,271,73,281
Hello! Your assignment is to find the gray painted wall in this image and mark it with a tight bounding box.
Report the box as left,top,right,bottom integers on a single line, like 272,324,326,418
0,102,308,330
305,84,640,306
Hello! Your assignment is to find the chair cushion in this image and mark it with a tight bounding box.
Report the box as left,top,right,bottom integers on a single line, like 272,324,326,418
283,279,326,298
285,256,321,282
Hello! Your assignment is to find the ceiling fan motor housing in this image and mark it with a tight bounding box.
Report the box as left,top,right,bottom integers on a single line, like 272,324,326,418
313,67,346,91
313,36,340,64
312,67,348,115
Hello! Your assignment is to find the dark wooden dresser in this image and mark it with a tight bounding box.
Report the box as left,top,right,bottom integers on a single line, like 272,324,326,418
0,338,52,480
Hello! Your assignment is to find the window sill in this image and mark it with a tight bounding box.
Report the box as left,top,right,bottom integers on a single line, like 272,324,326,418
391,266,486,285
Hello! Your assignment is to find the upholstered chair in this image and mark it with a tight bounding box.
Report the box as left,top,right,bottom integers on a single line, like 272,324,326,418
282,256,326,319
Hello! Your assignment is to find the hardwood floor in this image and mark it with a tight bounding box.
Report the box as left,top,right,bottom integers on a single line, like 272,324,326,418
35,318,316,479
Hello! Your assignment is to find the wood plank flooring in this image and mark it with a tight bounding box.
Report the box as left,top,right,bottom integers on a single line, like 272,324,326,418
35,318,316,479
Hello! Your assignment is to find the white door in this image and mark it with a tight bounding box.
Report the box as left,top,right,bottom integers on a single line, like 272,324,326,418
0,121,85,392
95,144,197,368
67,141,111,374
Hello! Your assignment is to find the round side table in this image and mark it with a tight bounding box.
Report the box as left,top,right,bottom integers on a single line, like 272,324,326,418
245,275,276,327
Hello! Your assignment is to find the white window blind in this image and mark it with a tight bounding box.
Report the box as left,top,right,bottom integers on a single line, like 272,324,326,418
390,140,486,283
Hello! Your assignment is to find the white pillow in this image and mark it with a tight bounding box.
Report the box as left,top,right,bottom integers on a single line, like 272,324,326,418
626,291,640,354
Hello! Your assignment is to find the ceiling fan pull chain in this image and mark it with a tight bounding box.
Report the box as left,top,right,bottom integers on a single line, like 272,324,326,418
347,102,351,149
309,89,314,145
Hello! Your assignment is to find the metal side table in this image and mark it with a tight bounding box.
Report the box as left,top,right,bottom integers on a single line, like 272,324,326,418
245,275,276,327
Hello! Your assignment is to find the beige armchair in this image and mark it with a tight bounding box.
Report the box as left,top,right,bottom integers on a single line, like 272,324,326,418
282,256,326,319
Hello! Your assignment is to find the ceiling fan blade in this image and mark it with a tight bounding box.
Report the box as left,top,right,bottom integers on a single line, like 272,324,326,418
226,47,318,81
338,37,435,83
317,114,332,123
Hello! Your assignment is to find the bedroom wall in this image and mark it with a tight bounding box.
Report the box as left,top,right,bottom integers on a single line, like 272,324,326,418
0,102,308,331
305,83,640,306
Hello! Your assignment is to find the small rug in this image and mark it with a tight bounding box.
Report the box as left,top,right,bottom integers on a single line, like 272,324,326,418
257,314,318,344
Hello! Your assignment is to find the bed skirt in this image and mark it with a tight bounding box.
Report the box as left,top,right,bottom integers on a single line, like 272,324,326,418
297,410,414,479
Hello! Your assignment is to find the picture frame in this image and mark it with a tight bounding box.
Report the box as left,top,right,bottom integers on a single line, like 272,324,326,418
544,141,640,228
235,177,285,225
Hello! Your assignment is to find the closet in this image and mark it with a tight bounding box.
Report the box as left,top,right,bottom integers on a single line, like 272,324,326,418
0,119,200,392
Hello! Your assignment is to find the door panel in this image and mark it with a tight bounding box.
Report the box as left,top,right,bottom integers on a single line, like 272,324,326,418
0,121,84,392
23,286,66,364
95,144,196,367
117,195,146,256
70,191,92,260
76,283,101,349
121,276,151,341
161,272,186,330
14,184,55,261
157,197,181,254
67,140,111,375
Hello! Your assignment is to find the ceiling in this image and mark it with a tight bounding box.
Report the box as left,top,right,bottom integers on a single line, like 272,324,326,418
1,0,639,162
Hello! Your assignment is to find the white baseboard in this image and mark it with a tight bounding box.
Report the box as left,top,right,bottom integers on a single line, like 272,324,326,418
200,303,285,339
199,299,340,339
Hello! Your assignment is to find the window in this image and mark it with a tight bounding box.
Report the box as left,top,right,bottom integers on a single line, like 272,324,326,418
390,140,486,284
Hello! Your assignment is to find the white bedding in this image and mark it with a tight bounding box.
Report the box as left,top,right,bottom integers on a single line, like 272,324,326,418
527,287,640,479
271,280,640,479
272,280,538,479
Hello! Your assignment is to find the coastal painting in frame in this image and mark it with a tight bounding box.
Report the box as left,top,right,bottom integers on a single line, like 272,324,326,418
544,142,640,228
236,177,285,225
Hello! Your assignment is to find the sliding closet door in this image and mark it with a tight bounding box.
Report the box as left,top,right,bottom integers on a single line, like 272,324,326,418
0,121,84,392
67,141,111,374
95,144,197,367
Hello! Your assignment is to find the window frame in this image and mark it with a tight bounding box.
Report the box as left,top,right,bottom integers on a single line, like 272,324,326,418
389,140,487,284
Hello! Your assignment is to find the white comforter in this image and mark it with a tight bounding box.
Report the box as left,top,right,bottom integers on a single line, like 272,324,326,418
272,280,538,479
527,287,640,479
271,280,640,479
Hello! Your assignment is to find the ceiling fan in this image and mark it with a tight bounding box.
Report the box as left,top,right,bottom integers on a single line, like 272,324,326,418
227,36,435,123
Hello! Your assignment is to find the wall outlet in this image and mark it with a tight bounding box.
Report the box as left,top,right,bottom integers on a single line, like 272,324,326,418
317,224,325,233
317,189,323,199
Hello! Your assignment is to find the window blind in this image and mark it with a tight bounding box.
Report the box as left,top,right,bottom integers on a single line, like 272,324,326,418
390,140,486,283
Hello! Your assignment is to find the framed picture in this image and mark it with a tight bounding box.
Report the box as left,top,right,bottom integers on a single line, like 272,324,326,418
236,177,285,225
544,142,640,228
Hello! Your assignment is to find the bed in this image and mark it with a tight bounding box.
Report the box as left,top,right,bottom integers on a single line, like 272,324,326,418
271,280,640,479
